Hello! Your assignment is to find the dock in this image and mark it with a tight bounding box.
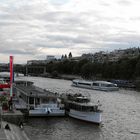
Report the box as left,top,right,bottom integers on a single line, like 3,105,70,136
2,110,24,125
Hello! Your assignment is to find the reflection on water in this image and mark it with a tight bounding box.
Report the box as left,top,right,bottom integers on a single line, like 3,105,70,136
25,117,102,140
17,77,140,140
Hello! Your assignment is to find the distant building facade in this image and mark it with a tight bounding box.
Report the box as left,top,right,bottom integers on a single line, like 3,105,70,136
82,48,140,63
46,55,55,61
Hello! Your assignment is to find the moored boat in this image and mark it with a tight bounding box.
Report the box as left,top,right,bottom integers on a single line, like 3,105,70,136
72,79,119,91
64,93,102,124
13,80,65,117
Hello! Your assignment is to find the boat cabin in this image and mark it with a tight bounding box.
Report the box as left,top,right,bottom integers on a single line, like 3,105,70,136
65,102,99,112
14,81,60,110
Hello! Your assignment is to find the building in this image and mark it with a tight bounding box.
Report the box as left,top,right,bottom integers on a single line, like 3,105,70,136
46,55,55,61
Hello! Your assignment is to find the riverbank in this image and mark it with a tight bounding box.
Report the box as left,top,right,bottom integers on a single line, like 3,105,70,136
2,110,24,126
1,121,30,140
39,73,81,80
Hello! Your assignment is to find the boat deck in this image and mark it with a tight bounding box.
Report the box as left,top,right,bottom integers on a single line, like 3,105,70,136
14,85,59,98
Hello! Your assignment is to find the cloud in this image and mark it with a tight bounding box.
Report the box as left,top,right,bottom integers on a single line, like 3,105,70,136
49,0,70,5
117,0,132,6
0,0,140,63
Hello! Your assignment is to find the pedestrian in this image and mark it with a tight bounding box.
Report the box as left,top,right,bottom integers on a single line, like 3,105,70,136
19,121,23,129
5,124,11,131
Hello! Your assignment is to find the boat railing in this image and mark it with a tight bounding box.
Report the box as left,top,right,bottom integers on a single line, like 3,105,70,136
65,102,100,112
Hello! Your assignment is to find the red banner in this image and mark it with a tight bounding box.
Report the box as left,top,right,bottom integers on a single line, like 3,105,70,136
10,56,13,85
0,84,10,88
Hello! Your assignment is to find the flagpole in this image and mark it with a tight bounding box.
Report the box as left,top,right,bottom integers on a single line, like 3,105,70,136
9,56,14,111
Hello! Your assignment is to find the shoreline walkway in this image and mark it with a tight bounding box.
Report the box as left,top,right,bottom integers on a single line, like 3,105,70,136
0,121,30,140
0,128,7,140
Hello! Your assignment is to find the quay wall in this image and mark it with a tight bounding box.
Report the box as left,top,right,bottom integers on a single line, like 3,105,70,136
2,110,24,125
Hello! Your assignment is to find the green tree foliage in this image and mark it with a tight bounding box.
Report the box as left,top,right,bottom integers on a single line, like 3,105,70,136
135,55,140,77
44,56,140,80
68,52,72,58
81,63,93,79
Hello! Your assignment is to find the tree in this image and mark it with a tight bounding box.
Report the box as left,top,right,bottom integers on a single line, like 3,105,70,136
61,55,64,59
81,63,93,79
135,56,140,78
64,54,67,59
68,52,72,59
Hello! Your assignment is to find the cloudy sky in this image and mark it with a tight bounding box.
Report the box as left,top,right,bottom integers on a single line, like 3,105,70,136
0,0,140,63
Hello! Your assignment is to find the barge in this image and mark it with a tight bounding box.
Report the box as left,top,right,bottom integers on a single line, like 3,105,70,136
13,81,65,117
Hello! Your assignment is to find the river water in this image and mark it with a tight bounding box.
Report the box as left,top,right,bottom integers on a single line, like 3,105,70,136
17,77,140,140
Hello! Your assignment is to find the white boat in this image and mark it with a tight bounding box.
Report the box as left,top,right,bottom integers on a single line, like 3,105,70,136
14,80,65,117
65,94,102,124
72,79,119,91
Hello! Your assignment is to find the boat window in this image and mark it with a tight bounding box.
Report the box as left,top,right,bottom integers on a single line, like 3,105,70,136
42,98,57,103
73,81,77,85
78,82,91,86
100,84,107,87
29,97,34,104
106,84,116,87
76,98,90,103
101,83,116,87
92,83,99,86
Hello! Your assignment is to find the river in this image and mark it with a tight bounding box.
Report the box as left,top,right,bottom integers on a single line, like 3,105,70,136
17,76,140,140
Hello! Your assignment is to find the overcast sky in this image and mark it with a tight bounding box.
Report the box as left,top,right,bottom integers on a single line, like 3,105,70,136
0,0,140,63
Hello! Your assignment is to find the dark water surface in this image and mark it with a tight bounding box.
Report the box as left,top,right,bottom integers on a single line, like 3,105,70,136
17,77,140,140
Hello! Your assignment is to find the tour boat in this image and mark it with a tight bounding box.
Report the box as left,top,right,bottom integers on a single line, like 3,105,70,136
64,93,102,124
72,79,119,91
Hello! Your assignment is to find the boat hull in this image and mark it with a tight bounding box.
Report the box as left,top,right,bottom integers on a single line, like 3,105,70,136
72,84,119,91
69,109,102,124
29,109,65,117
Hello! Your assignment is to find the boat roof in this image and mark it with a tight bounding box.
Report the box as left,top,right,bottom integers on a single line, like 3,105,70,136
73,79,114,85
93,81,114,84
14,84,59,98
66,100,98,107
73,79,93,84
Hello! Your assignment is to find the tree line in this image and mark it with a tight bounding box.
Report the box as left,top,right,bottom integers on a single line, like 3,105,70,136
45,55,140,80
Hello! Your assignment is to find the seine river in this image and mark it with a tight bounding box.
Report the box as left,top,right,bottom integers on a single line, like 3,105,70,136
17,77,140,140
